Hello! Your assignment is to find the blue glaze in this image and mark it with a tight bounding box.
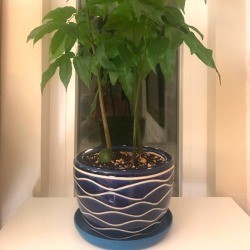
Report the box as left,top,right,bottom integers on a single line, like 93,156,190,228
73,146,174,239
74,208,173,249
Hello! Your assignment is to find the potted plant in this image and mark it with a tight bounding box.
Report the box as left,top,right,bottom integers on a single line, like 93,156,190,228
28,0,220,244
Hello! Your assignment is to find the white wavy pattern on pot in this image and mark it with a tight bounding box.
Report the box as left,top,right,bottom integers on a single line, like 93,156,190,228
74,164,174,181
74,170,173,192
77,197,170,217
74,162,174,239
75,180,172,201
79,209,166,227
77,186,172,211
83,212,163,234
75,170,173,190
82,214,165,240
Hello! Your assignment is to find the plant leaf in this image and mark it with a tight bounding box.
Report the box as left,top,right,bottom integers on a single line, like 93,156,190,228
61,22,78,36
119,70,133,102
100,57,116,71
86,0,118,7
43,6,76,22
165,26,184,50
184,32,214,68
159,49,177,81
73,55,92,88
138,1,164,25
49,29,67,60
183,31,221,82
146,37,170,72
130,0,142,21
94,38,115,71
187,25,204,40
41,52,75,92
108,71,119,85
27,22,60,44
59,57,72,90
61,23,78,52
164,6,184,27
41,62,58,92
65,34,77,52
117,43,137,68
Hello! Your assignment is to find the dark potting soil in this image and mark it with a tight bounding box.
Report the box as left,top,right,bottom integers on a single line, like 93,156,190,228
84,150,167,170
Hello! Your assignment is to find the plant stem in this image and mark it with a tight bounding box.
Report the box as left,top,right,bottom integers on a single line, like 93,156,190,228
86,5,112,150
97,73,112,149
132,74,143,162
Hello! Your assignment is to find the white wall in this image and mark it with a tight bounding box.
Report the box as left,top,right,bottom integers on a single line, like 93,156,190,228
43,0,76,197
0,1,43,225
180,1,208,196
0,0,76,226
207,0,249,212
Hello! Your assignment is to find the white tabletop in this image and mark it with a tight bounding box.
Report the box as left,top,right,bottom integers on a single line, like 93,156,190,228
0,197,250,250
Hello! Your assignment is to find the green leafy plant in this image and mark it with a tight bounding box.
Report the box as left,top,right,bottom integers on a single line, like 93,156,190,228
27,0,220,163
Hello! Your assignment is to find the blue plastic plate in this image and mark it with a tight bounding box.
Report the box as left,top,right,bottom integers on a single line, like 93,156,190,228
74,209,173,250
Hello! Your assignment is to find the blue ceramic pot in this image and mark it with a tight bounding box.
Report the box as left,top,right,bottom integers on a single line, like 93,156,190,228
74,146,174,240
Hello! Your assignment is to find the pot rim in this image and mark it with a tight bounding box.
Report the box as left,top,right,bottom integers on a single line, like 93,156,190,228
74,146,174,177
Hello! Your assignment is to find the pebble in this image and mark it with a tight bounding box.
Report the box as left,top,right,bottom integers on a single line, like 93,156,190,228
84,150,166,170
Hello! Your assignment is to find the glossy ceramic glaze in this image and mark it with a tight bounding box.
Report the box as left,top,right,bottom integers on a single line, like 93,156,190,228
73,146,174,240
74,208,173,248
